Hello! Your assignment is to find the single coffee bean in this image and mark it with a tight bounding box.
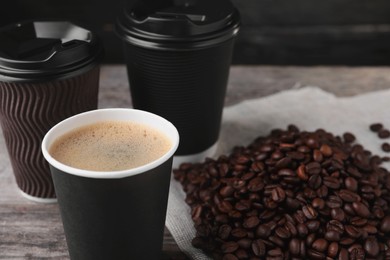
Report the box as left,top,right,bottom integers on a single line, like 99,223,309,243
364,236,380,257
382,142,390,152
306,162,322,175
323,176,340,189
243,216,260,229
306,233,317,247
345,225,362,238
312,198,325,210
302,205,318,220
275,226,291,239
324,230,341,242
312,238,328,252
308,174,322,189
350,216,368,227
306,220,320,232
268,248,284,258
289,238,301,256
269,235,285,248
345,177,358,192
271,186,286,203
275,157,292,169
297,223,309,237
327,242,339,258
379,129,390,139
370,123,383,132
231,228,247,238
220,185,235,197
307,249,326,259
343,132,356,143
352,201,371,218
297,164,308,181
313,149,324,162
320,144,333,157
221,241,239,253
330,208,345,222
339,248,349,260
256,224,271,238
237,238,252,249
218,224,232,240
380,216,390,233
338,189,361,203
326,195,343,209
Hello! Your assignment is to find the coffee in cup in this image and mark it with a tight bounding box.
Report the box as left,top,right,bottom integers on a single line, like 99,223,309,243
49,120,172,171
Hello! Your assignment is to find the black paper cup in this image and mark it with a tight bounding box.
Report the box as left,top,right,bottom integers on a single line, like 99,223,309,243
116,0,240,167
0,21,103,202
41,108,179,260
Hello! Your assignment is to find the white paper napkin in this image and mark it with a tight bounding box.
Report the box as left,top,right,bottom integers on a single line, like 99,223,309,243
166,86,390,260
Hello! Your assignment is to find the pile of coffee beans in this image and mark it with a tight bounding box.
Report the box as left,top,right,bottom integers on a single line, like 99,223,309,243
173,125,390,260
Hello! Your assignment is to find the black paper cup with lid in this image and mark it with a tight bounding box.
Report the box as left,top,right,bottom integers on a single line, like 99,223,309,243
116,0,240,167
0,21,103,202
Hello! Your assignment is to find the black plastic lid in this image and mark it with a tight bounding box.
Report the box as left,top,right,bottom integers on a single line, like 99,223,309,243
0,21,103,82
115,0,240,50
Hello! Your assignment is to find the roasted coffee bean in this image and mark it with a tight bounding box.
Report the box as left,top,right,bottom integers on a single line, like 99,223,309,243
345,225,362,238
313,149,324,162
297,164,308,181
256,224,271,238
382,142,390,152
330,208,345,222
343,132,356,143
221,241,239,253
231,228,247,238
320,144,333,157
251,239,266,256
307,220,320,232
312,198,325,209
243,216,260,229
364,236,380,257
271,186,286,203
302,205,318,220
323,176,340,189
327,242,339,258
297,223,309,237
380,216,390,233
338,189,361,203
345,177,358,192
379,129,390,139
218,224,232,240
306,162,322,175
339,248,349,260
289,238,301,256
352,202,371,218
324,230,341,242
326,195,343,209
220,185,235,197
275,226,291,239
312,238,328,252
308,174,322,189
370,123,383,132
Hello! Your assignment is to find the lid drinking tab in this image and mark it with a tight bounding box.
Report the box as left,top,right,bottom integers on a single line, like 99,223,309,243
0,21,103,81
116,0,240,50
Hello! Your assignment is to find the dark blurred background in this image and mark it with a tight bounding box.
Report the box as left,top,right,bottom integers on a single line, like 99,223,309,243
1,0,390,65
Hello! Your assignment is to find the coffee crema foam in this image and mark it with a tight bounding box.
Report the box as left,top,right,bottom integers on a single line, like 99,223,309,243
49,121,172,171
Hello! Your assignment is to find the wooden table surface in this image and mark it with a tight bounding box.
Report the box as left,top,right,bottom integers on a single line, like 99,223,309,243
1,65,390,259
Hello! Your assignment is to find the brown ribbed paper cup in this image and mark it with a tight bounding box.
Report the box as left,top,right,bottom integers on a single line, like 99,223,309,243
0,21,103,202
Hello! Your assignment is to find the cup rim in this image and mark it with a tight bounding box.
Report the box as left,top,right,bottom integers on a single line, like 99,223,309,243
41,108,179,179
